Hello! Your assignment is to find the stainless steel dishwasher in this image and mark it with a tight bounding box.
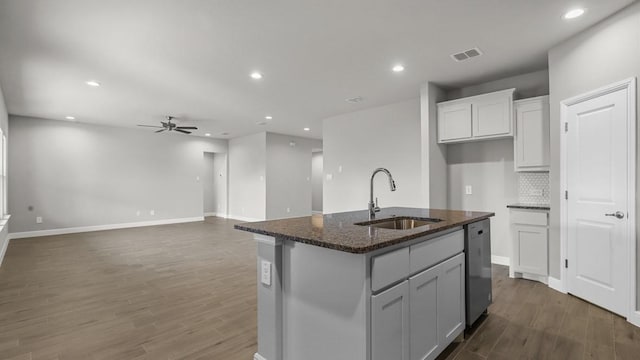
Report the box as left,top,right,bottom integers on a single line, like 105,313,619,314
465,218,492,328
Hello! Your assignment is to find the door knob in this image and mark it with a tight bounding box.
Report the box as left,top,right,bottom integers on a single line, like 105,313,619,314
605,211,625,219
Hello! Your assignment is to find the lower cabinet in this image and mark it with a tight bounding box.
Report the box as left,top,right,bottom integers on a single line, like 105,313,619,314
438,254,465,345
372,252,465,360
409,265,440,360
512,224,548,276
371,281,410,360
510,209,549,278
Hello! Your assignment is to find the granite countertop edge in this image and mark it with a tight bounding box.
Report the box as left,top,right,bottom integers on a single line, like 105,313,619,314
234,208,495,254
506,203,551,210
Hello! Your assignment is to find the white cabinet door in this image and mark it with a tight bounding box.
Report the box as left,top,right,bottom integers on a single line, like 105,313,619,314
512,225,548,276
473,95,512,138
371,281,409,360
437,102,472,143
515,97,550,171
438,253,465,345
409,265,440,360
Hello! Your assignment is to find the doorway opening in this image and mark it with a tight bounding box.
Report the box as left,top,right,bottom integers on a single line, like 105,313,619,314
311,150,323,214
203,152,228,218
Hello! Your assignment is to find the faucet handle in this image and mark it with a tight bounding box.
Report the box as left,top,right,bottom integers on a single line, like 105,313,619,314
374,197,380,212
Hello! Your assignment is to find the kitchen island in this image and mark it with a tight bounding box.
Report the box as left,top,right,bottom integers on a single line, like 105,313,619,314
235,207,494,360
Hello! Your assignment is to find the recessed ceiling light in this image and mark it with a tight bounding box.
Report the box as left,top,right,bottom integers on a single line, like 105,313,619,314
392,64,405,72
303,127,310,131
265,115,273,120
65,116,75,120
221,132,230,136
563,8,585,19
250,72,263,80
204,133,211,137
86,80,100,87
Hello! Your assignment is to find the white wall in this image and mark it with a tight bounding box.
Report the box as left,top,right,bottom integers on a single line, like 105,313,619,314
447,69,550,100
311,152,323,212
447,139,518,259
421,82,448,209
323,99,422,213
228,132,266,221
265,133,321,219
0,84,9,265
228,132,320,221
8,116,227,234
548,2,640,282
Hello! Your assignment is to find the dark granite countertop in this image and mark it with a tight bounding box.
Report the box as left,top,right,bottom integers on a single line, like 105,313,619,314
234,207,494,254
506,203,550,210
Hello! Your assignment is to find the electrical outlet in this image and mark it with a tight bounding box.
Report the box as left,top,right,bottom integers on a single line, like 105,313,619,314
36,216,43,224
196,176,200,182
136,210,140,216
150,210,155,216
465,185,473,195
286,207,291,213
326,174,333,181
261,260,272,286
338,165,343,173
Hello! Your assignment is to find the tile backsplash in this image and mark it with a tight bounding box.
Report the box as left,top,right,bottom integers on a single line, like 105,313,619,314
518,173,550,204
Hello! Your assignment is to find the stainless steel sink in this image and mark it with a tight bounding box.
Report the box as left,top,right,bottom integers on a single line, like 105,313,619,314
355,217,442,230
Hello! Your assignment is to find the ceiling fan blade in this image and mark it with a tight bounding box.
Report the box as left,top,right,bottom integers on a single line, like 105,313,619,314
155,129,167,133
176,126,198,130
137,125,164,128
174,129,191,134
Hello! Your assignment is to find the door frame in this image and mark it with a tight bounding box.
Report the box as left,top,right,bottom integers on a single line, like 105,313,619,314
560,77,637,325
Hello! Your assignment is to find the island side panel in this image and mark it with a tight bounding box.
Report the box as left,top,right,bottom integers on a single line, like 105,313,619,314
283,240,369,360
255,234,283,360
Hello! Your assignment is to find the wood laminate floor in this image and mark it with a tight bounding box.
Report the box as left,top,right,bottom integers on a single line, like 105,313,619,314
0,217,639,359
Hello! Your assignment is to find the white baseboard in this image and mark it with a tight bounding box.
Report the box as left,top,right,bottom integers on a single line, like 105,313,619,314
9,216,205,240
254,353,267,360
227,215,264,222
204,212,217,217
547,276,566,293
0,232,9,267
628,310,640,328
312,210,323,215
491,255,510,266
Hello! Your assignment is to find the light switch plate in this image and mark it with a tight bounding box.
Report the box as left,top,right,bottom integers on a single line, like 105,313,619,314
465,185,473,195
261,260,271,286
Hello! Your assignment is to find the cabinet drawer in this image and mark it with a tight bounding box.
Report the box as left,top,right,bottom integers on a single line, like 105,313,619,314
372,247,410,292
510,210,548,226
410,230,463,275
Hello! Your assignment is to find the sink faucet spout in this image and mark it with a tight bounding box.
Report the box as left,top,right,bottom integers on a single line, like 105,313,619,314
369,168,396,219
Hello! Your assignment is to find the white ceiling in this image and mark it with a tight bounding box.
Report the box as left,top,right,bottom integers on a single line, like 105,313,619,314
0,0,634,140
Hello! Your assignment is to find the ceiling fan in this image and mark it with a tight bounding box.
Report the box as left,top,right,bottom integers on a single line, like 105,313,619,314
137,116,198,134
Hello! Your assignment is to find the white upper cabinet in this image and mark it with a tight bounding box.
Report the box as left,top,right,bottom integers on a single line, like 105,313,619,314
437,103,472,142
514,96,550,172
437,88,515,144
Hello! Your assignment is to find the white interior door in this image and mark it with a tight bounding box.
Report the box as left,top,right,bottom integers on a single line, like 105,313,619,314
566,86,630,316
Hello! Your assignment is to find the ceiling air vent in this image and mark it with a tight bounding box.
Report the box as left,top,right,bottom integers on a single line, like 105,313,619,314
450,47,483,62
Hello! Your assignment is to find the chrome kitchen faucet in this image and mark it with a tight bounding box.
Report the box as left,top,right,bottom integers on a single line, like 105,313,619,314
368,168,396,219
